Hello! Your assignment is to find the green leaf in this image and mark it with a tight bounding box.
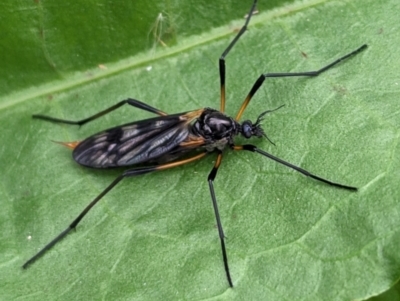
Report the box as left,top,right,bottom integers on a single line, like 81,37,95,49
1,0,399,300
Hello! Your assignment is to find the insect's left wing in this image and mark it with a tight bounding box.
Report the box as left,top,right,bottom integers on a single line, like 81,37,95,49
71,109,205,168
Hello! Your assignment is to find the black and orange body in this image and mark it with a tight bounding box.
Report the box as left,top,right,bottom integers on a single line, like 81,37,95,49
24,0,367,288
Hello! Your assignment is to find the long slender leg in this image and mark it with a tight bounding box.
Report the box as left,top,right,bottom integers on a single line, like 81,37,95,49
33,98,168,126
235,44,368,121
234,144,357,190
219,0,258,113
22,152,207,269
207,152,233,287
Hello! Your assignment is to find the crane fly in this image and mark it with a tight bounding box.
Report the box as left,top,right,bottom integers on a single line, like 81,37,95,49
23,0,367,287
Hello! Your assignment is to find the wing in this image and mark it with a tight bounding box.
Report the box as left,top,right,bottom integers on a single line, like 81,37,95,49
72,109,205,168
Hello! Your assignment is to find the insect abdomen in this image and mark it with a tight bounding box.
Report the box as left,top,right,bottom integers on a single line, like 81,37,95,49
73,115,192,168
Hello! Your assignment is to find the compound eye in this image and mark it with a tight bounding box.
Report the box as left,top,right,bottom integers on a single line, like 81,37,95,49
242,121,253,138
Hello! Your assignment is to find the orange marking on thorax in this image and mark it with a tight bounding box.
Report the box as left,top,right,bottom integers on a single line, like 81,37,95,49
179,137,205,148
181,109,204,123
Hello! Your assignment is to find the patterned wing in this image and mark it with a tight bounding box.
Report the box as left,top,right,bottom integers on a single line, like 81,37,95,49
72,109,205,168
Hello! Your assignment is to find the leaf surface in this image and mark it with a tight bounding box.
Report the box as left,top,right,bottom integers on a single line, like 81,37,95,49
1,0,399,300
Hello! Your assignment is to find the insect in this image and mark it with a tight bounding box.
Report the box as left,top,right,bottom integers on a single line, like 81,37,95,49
23,0,367,288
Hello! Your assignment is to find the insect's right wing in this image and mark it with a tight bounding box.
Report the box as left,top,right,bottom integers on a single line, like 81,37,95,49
72,109,206,168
